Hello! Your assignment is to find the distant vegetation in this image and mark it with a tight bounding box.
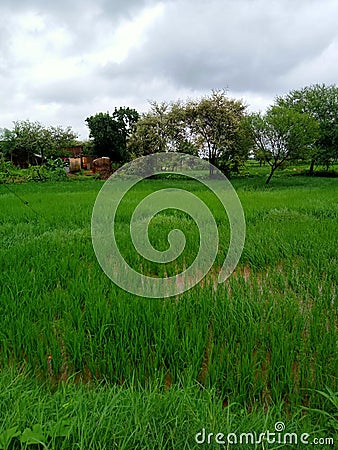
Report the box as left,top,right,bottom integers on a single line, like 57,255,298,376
1,83,337,184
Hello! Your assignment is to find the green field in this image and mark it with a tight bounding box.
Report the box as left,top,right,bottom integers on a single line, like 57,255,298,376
0,169,337,449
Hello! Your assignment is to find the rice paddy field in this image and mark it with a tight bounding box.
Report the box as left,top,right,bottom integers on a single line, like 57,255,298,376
0,166,337,449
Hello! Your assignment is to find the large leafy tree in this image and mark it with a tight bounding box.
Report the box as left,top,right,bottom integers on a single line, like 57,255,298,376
85,107,139,163
249,106,319,184
128,91,249,176
49,125,79,157
127,101,195,158
277,84,338,172
0,120,77,166
127,102,171,157
183,90,249,176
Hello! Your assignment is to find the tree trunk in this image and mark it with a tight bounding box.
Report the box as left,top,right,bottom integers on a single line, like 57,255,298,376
266,166,276,185
309,158,315,175
208,146,214,177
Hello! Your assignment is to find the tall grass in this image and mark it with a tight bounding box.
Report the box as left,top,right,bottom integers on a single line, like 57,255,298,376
0,175,337,448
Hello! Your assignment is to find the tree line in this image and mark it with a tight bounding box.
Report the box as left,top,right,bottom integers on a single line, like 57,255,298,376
1,83,337,184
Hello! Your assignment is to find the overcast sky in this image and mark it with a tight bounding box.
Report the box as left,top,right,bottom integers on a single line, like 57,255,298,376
1,0,338,139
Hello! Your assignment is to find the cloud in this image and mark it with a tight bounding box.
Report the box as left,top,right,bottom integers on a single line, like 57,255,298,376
105,0,338,94
0,0,337,139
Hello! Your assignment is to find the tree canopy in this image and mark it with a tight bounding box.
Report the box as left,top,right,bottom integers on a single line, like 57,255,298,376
248,106,319,184
85,107,139,163
276,84,338,172
183,90,249,175
0,120,77,167
1,85,337,181
128,91,250,176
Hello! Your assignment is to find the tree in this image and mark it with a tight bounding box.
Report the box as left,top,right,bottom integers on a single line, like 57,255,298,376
217,116,254,176
0,120,77,167
183,90,249,176
253,148,268,167
48,125,78,158
85,107,139,163
277,84,338,172
128,91,249,177
127,103,169,157
165,101,199,155
248,106,319,184
127,101,195,158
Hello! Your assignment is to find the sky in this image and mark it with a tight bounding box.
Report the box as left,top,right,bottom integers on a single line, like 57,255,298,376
1,0,338,140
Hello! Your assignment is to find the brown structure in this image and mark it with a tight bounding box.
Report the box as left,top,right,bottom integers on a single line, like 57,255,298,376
67,145,83,157
92,157,112,179
82,156,96,170
69,158,82,173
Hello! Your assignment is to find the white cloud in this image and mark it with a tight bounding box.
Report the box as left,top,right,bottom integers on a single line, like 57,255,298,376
90,3,165,65
0,0,337,139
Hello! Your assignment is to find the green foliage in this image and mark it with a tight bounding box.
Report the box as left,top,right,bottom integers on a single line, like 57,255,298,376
27,157,68,182
277,83,338,171
82,140,95,156
0,420,72,448
0,121,77,167
1,369,336,450
0,426,20,449
128,91,249,177
0,153,27,183
301,388,338,437
183,90,249,171
0,155,68,183
127,101,181,157
248,106,319,184
20,424,46,446
85,107,139,163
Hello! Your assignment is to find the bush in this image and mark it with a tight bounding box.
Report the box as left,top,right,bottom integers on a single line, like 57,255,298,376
0,155,69,183
0,153,28,183
27,157,68,182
